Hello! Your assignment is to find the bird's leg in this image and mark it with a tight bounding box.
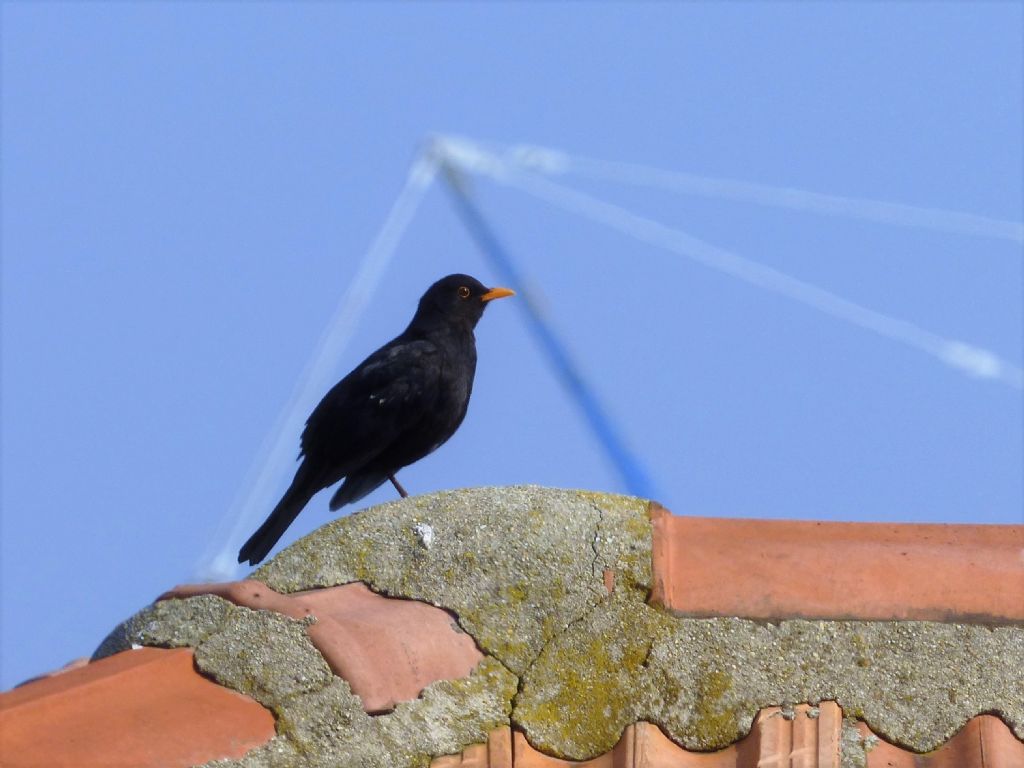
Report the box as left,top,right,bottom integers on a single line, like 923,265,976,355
388,474,409,498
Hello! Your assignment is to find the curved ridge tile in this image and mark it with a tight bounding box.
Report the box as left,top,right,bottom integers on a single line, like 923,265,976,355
0,648,274,768
431,704,844,767
860,713,1024,768
431,706,1024,767
649,504,1024,624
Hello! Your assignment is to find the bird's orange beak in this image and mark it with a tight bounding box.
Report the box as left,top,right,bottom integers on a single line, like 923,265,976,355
481,287,515,302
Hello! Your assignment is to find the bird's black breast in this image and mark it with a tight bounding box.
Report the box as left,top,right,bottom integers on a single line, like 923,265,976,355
377,328,477,469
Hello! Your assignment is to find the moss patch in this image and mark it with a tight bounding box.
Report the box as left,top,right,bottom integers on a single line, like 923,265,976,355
255,486,651,675
514,594,667,757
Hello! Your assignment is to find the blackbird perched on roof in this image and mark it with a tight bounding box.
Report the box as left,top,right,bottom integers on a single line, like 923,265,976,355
237,274,514,566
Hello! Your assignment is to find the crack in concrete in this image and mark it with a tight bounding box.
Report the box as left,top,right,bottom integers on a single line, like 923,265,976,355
586,500,604,582
509,587,604,712
506,499,615,729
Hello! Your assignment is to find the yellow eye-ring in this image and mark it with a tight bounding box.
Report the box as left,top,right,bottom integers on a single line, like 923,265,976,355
457,286,471,299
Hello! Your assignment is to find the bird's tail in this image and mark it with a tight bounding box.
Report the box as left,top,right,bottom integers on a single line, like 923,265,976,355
238,471,318,566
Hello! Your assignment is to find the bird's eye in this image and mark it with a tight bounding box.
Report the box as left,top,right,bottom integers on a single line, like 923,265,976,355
457,286,471,299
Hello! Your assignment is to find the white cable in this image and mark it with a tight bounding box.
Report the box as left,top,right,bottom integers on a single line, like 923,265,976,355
439,135,1024,245
435,139,1022,390
196,153,438,580
197,136,1019,580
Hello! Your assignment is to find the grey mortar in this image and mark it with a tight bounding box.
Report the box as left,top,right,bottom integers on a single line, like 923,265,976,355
97,486,1024,765
93,594,239,660
198,658,517,768
254,485,650,676
516,598,1023,758
95,593,516,768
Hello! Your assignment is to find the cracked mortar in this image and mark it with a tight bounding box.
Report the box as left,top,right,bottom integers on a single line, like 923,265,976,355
96,485,1024,767
96,593,516,768
255,486,650,676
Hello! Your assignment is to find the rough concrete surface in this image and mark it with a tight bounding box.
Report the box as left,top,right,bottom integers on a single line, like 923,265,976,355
194,608,332,708
199,658,517,768
255,486,650,675
93,594,238,660
517,599,1023,758
98,486,1024,767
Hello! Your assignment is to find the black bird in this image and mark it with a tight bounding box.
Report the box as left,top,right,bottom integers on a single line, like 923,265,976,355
237,274,514,565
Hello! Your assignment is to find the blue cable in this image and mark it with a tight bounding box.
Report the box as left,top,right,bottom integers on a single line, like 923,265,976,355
441,170,660,501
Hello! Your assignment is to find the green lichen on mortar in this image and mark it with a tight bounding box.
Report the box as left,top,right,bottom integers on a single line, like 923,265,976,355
255,486,651,675
516,584,1024,759
200,657,517,768
96,486,1024,766
514,592,667,757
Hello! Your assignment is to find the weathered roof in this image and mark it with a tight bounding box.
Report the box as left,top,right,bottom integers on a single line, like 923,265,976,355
0,647,274,767
1,486,1021,768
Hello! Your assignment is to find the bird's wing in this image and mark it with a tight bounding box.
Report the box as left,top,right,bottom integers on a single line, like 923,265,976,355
299,337,442,468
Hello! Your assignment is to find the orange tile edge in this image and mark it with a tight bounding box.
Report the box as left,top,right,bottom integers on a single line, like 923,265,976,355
647,501,671,609
648,508,1024,623
428,705,1024,767
0,647,276,768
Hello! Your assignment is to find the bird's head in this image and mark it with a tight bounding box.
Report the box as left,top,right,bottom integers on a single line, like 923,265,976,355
410,273,515,332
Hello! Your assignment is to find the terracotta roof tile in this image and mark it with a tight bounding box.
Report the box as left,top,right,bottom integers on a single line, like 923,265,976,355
4,488,1022,768
430,705,1024,767
649,502,1024,622
431,703,844,767
0,647,274,768
430,727,513,767
161,579,483,712
861,714,1024,768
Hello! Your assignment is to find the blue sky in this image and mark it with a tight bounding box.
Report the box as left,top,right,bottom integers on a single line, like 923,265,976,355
2,2,1021,688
